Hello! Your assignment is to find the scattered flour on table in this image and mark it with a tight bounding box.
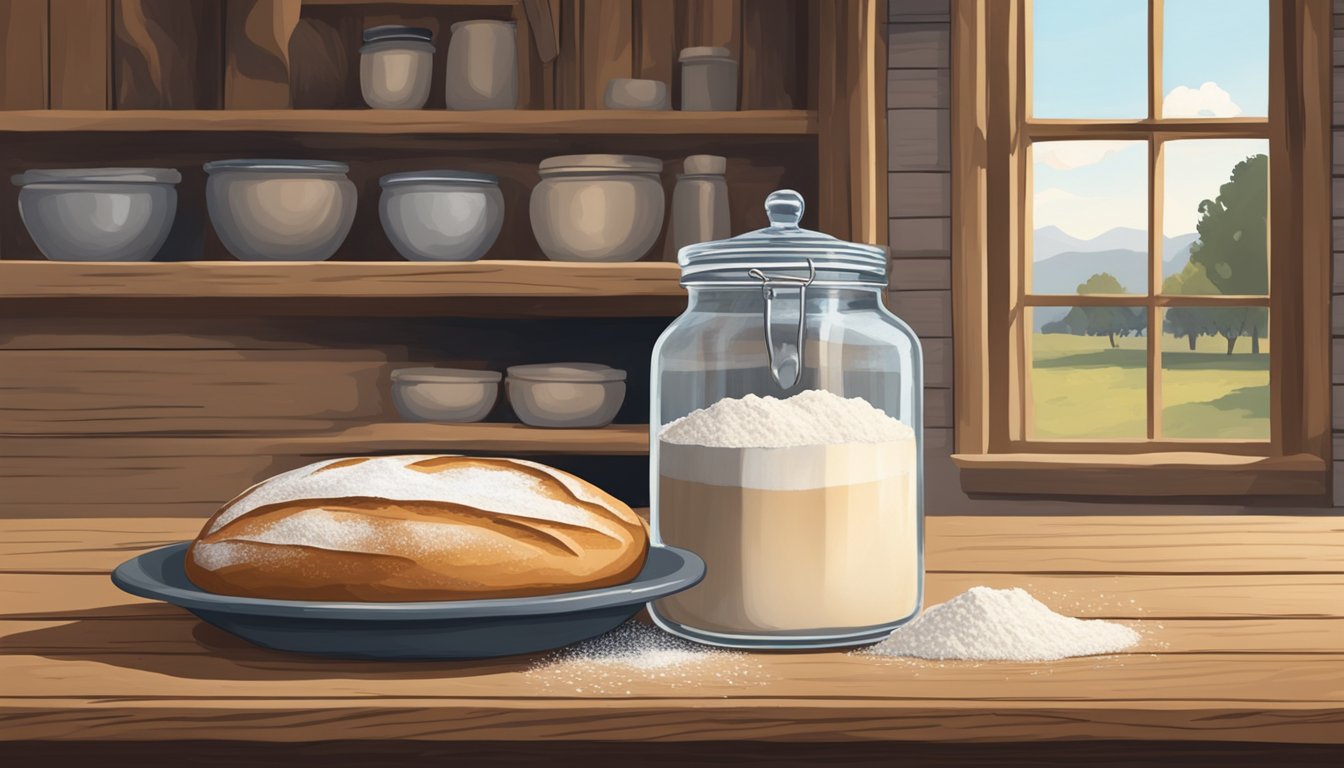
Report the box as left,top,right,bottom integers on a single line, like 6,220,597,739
527,621,762,694
861,587,1141,662
659,389,913,448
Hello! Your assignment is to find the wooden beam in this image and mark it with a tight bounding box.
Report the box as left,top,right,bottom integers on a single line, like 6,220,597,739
0,0,49,109
49,0,112,109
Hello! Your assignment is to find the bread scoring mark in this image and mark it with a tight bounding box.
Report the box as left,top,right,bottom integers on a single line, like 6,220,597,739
202,496,613,558
314,457,373,473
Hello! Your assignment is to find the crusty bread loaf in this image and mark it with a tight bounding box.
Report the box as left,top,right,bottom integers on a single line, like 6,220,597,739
185,455,648,602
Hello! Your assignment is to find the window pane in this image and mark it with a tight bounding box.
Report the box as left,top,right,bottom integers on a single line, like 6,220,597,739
1162,0,1268,118
1161,140,1268,297
1160,307,1269,439
1031,140,1147,295
1032,0,1146,119
1030,306,1148,439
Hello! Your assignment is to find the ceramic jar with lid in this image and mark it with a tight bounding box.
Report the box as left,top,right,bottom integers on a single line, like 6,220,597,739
360,25,435,109
678,46,737,110
445,20,518,109
666,154,730,260
529,154,665,262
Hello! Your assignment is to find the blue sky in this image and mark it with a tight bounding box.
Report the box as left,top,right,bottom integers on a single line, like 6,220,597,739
1030,0,1268,245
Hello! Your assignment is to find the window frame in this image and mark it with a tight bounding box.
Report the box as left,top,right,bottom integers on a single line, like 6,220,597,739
948,0,1333,497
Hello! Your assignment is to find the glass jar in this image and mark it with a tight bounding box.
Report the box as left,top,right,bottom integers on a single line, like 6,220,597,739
649,189,923,649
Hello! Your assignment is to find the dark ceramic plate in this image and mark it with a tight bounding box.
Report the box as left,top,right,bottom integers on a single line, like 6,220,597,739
111,543,704,660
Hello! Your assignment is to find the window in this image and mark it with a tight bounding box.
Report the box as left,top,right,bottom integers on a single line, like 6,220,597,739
949,0,1332,496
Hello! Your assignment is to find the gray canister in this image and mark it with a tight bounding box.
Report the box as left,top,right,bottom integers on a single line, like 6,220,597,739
678,46,737,110
666,155,730,260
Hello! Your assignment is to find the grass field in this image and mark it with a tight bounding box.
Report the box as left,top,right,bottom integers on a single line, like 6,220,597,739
1030,333,1269,440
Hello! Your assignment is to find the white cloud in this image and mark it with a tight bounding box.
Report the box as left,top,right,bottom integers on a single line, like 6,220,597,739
1162,81,1243,118
1033,141,1134,170
1033,187,1079,204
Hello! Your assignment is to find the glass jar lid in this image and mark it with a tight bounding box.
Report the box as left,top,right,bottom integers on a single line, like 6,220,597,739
677,190,888,285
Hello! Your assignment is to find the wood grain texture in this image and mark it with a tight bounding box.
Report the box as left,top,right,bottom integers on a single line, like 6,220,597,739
0,349,393,434
889,172,952,217
888,216,951,257
223,0,300,108
0,426,651,517
887,22,948,68
49,0,111,109
9,514,1339,575
740,0,803,109
888,108,950,170
113,0,222,109
0,0,49,109
887,67,949,108
0,261,686,300
0,108,816,132
634,0,675,89
580,0,633,108
887,289,952,337
0,516,1340,744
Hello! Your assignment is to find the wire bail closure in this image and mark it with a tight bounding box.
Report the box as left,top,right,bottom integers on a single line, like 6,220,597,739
748,259,816,390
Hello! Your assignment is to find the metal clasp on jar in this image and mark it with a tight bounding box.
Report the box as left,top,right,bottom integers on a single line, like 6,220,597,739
748,259,816,390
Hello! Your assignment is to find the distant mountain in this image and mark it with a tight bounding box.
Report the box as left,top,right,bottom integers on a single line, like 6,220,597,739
1033,226,1199,264
1030,228,1201,330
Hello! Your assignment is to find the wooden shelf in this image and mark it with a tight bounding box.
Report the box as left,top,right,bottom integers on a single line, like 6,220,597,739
0,260,685,301
290,422,651,455
0,110,818,136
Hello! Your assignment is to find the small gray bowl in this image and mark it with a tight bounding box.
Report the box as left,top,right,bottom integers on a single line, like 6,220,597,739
379,171,504,262
111,543,704,660
506,363,627,428
12,167,180,262
391,367,501,422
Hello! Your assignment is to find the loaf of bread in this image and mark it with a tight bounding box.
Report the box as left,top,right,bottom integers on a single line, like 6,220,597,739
185,455,648,601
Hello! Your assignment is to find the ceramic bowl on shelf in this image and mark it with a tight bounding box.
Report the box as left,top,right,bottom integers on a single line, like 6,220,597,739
379,171,504,262
11,167,181,262
204,159,357,262
603,78,670,110
506,363,627,428
391,367,502,423
530,154,664,262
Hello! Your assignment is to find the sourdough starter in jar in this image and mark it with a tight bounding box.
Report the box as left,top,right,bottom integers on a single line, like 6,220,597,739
655,389,919,635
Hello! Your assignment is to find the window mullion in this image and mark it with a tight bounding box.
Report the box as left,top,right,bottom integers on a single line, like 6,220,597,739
1146,0,1164,440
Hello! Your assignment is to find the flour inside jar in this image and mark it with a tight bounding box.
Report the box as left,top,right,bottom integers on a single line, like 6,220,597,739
654,389,919,636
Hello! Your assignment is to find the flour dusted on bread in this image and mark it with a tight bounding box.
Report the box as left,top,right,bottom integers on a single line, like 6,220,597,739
186,455,648,602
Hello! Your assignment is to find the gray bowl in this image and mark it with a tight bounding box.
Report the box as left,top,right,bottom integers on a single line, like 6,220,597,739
204,159,356,262
13,168,180,262
379,171,504,261
111,543,704,660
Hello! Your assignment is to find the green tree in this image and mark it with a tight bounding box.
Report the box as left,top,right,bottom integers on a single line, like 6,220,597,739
1185,153,1269,354
1162,262,1219,350
1043,272,1144,348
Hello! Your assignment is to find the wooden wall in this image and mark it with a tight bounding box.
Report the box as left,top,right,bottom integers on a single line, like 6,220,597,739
885,0,1342,513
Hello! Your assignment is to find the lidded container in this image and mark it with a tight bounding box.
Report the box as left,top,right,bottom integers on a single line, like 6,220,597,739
678,46,737,111
445,20,518,109
649,189,923,649
360,26,435,109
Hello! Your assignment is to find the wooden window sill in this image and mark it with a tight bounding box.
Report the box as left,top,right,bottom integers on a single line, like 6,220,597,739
950,452,1328,496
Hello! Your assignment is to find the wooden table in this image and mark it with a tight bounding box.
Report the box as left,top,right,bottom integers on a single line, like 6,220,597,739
2,516,1341,765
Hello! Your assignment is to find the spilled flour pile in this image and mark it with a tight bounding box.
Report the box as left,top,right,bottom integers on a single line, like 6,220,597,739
863,587,1140,661
527,621,761,694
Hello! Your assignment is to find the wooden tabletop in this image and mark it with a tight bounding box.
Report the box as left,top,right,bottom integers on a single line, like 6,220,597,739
2,515,1341,761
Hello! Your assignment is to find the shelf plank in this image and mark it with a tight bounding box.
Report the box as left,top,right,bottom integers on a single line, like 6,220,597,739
0,109,817,135
0,260,685,300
